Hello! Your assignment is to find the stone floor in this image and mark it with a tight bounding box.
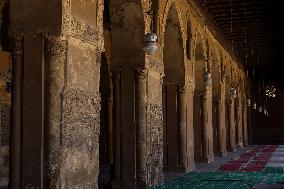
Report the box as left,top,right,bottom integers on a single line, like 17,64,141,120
161,145,284,189
0,179,8,189
266,145,284,168
194,146,253,172
165,146,253,182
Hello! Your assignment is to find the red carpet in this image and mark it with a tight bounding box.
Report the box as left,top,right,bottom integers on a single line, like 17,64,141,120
219,145,278,172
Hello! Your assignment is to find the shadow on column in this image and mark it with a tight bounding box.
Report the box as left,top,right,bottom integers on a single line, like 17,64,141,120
99,53,112,189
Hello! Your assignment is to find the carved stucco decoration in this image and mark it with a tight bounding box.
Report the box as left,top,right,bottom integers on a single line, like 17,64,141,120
146,103,164,186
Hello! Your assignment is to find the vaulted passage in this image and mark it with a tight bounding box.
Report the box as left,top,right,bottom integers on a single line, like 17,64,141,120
163,5,186,172
0,0,284,189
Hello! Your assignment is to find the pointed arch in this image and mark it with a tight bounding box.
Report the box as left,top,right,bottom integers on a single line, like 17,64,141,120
160,1,186,50
162,3,186,170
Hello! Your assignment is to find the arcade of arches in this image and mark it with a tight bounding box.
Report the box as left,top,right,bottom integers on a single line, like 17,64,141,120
0,0,283,189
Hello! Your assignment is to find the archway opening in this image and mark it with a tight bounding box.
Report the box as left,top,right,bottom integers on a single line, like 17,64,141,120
163,5,185,170
193,32,206,162
224,67,234,151
211,51,221,155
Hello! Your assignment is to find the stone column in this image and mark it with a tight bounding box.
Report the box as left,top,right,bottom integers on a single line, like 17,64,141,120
112,71,122,186
217,100,224,156
201,86,214,163
237,98,243,148
43,35,67,188
247,100,253,144
10,33,23,189
107,84,114,164
186,83,195,170
217,82,227,156
162,84,167,167
243,104,248,146
228,96,236,151
135,68,147,188
177,85,187,168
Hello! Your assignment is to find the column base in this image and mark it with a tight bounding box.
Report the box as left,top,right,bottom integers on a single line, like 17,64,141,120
135,180,146,189
218,151,228,157
164,165,187,173
237,143,244,148
187,162,196,171
228,147,237,152
201,156,214,163
111,179,123,189
112,179,138,189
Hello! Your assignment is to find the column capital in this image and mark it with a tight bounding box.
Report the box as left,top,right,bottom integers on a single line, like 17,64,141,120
215,97,221,104
112,71,121,81
44,34,67,57
230,87,237,98
160,73,165,84
135,68,148,80
177,85,186,94
11,33,24,56
9,31,24,40
199,90,208,98
203,71,212,86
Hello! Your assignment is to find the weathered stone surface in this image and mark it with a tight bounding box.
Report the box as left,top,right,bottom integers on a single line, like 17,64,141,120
61,87,100,188
44,35,67,188
67,38,100,90
146,103,164,186
71,0,98,26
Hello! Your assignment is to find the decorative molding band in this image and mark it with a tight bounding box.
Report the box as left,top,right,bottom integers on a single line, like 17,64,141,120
10,33,24,57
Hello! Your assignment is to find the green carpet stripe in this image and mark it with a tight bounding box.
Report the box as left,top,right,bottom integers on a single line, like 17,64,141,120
151,172,284,189
262,167,284,173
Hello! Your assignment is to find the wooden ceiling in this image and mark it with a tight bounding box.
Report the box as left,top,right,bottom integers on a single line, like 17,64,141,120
196,0,284,84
